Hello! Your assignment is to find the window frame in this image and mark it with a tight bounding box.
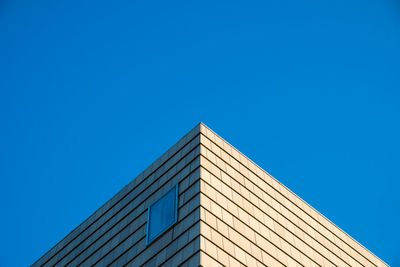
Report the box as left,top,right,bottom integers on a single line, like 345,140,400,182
146,184,179,245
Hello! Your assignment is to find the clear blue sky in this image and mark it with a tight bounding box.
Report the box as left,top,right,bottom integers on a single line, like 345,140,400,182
1,0,399,266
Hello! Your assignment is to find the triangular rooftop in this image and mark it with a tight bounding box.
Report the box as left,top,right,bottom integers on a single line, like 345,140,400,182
33,123,387,266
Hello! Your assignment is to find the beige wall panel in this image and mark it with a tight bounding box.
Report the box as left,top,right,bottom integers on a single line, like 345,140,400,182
199,123,387,267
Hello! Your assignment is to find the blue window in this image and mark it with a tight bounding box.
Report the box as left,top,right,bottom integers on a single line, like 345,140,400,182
146,184,178,244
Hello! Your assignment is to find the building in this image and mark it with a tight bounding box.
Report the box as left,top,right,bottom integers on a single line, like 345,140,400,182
33,123,387,266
